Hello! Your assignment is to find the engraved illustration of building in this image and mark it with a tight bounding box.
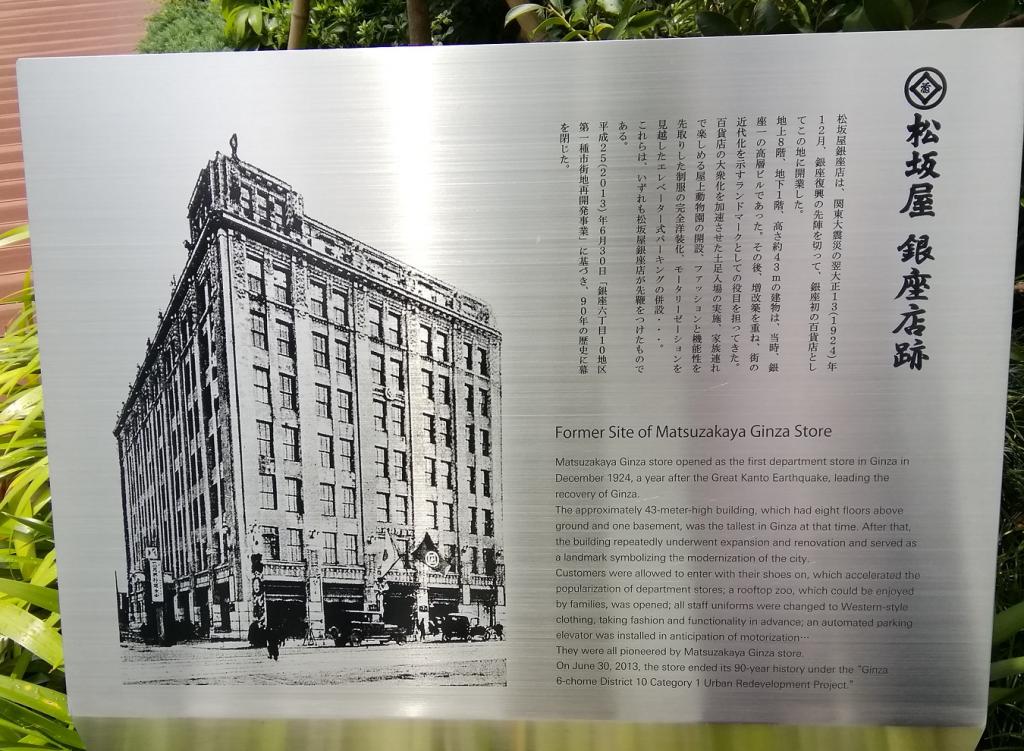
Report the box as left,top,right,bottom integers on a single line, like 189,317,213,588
115,141,503,642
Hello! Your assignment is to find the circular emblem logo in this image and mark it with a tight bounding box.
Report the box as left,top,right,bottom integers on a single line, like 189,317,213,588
904,67,947,110
424,550,440,568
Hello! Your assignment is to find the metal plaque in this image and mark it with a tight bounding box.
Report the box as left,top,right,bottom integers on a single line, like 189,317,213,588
15,28,1024,748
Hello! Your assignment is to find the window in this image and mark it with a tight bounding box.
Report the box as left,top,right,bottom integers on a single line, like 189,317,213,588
483,548,496,575
309,281,327,318
425,458,437,487
276,320,294,358
342,534,358,565
392,450,407,482
320,483,335,516
437,332,449,361
395,495,409,525
372,399,387,432
376,492,390,523
482,429,491,457
480,389,490,417
444,544,457,572
423,414,436,444
322,532,338,565
390,405,405,436
312,332,329,368
428,501,438,529
279,373,297,410
464,343,474,370
468,466,477,494
259,473,277,509
370,353,385,386
482,469,491,497
315,384,331,418
419,325,432,357
387,312,402,345
422,370,435,401
388,358,404,392
469,546,479,574
375,446,389,478
254,366,271,405
272,266,291,304
284,477,303,513
318,433,334,468
337,389,353,423
283,426,300,461
368,304,383,339
261,526,279,560
247,257,264,296
251,310,268,349
442,461,454,490
440,417,452,448
333,291,350,327
335,339,351,374
484,509,494,537
469,506,478,534
339,438,355,472
478,348,489,376
465,385,474,414
257,421,273,457
439,374,451,405
286,528,303,562
341,486,356,518
467,426,476,454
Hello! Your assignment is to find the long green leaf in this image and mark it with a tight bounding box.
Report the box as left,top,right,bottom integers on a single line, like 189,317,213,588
0,603,62,669
0,581,58,614
0,230,28,251
0,675,68,724
0,697,80,749
994,600,1024,645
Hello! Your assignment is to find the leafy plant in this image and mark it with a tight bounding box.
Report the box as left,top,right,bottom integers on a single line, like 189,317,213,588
0,227,79,750
505,0,671,40
139,0,231,53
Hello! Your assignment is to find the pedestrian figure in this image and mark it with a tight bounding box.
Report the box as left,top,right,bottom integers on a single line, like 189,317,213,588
417,617,427,642
266,625,281,661
493,622,504,641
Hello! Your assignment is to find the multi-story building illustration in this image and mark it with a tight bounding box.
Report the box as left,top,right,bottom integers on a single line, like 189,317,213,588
116,138,503,642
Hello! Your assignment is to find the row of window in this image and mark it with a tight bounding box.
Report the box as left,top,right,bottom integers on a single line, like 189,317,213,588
257,524,497,573
254,365,492,431
254,420,493,495
259,476,357,517
245,257,492,376
261,526,355,566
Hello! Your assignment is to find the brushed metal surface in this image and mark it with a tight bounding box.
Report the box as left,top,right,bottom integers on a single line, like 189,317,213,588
15,29,1024,746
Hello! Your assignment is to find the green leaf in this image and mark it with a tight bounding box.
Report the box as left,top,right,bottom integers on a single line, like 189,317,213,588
0,696,81,749
960,0,1011,26
531,14,571,38
625,10,663,34
0,675,68,724
0,229,27,251
597,0,621,11
504,2,544,26
751,0,782,32
696,11,741,35
842,6,874,30
991,656,1024,681
864,0,913,28
0,603,62,669
0,581,58,614
993,599,1024,645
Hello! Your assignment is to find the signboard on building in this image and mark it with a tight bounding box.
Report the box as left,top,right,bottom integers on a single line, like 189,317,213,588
16,27,1024,751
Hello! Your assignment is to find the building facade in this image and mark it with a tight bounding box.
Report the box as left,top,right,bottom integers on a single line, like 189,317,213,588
116,142,503,642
